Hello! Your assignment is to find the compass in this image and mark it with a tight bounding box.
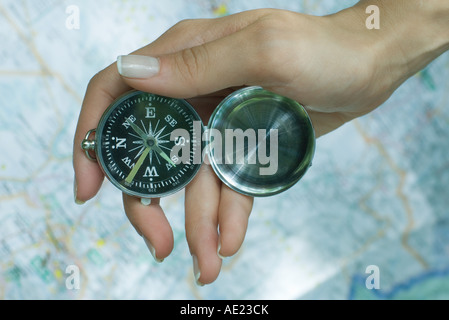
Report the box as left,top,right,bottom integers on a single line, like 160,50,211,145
81,87,315,199
81,90,203,198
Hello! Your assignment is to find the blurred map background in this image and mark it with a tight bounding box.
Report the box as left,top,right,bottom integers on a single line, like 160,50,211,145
1,0,449,300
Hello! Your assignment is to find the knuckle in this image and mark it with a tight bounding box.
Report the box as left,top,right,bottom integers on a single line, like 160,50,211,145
251,10,294,41
86,69,113,93
85,69,119,104
169,19,209,47
172,18,195,30
247,11,299,82
86,71,103,90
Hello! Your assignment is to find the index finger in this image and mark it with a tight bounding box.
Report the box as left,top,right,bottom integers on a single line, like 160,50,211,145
73,67,129,203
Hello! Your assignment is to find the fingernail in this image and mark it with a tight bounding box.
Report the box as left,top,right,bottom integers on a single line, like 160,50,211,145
217,241,225,260
143,237,163,263
192,255,204,286
73,176,85,205
141,198,152,206
117,55,160,78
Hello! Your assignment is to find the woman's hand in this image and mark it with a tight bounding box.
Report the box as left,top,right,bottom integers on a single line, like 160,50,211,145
73,3,449,285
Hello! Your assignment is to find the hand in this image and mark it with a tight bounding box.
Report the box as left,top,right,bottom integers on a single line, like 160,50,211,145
73,3,449,285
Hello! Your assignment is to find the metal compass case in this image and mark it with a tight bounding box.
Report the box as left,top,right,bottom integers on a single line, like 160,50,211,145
81,86,315,199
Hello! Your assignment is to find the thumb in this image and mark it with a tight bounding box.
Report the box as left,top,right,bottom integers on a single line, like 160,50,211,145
117,36,253,98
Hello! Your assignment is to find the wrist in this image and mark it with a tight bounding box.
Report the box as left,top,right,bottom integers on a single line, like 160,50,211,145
353,0,449,81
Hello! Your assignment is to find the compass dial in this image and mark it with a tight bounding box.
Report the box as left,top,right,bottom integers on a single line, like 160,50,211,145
95,91,203,198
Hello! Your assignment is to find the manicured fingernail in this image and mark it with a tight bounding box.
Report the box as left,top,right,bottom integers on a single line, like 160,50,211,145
73,176,85,205
143,237,163,263
217,241,225,260
117,55,160,78
192,255,204,286
217,234,225,259
141,198,152,206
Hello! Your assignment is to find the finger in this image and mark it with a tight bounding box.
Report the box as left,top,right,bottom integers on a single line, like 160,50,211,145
185,163,222,285
149,11,265,54
123,194,174,262
73,69,129,203
116,10,274,98
117,30,255,99
217,186,253,258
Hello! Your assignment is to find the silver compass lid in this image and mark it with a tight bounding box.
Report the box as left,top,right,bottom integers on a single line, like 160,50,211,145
207,86,315,197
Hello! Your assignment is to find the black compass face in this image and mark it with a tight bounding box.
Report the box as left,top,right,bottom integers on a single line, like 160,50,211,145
95,91,203,198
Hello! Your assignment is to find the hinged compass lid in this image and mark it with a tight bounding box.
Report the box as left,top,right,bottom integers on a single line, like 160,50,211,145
206,86,315,197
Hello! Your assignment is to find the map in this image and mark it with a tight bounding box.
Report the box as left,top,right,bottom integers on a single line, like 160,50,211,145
1,0,449,299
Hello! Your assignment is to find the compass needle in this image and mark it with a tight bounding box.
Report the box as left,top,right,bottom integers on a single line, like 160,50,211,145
126,117,147,139
153,144,176,167
125,147,150,185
